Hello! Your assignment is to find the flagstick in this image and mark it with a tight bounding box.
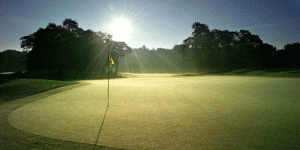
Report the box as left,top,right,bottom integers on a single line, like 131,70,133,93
92,53,110,150
107,54,110,108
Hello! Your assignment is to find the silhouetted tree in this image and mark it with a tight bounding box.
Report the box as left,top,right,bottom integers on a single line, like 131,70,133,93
63,18,79,32
21,22,82,71
190,22,212,70
0,50,27,72
257,43,276,67
172,38,191,73
20,19,132,78
172,44,184,72
210,29,238,70
187,22,266,71
284,42,300,52
192,22,210,37
279,42,300,67
82,31,113,72
20,34,35,52
110,41,132,74
234,30,263,68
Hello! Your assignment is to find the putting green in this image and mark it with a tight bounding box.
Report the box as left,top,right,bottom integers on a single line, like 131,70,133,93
8,74,300,149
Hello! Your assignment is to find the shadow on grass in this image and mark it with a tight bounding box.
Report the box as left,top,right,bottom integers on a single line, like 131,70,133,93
2,67,300,82
0,72,26,85
0,70,127,83
172,73,208,77
218,67,300,77
172,69,230,77
233,67,299,73
171,67,300,78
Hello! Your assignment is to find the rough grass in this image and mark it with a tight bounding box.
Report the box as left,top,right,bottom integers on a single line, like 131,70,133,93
0,79,77,104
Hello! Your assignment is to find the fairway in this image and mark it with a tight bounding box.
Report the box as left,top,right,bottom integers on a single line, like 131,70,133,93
8,74,300,149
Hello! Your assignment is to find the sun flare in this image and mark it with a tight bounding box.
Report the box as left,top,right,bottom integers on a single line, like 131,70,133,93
110,18,133,42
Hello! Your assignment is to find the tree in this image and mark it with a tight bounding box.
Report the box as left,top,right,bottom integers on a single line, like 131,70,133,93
210,29,239,70
20,18,134,79
190,22,217,70
21,22,83,71
257,43,276,67
110,41,132,74
20,34,35,52
234,30,263,68
172,38,191,73
187,22,266,71
172,44,184,72
281,42,300,67
141,45,148,51
0,50,27,72
284,42,300,51
192,22,210,37
63,18,79,32
20,19,108,74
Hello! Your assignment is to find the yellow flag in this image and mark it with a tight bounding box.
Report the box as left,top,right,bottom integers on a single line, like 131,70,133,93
109,54,114,67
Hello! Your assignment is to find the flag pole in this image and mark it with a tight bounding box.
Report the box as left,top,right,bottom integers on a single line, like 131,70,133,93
107,53,110,107
107,53,114,107
93,53,110,150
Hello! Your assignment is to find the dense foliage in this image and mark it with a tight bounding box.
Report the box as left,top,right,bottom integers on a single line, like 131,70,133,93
15,20,300,76
275,42,300,67
175,22,299,72
20,19,132,75
0,50,26,72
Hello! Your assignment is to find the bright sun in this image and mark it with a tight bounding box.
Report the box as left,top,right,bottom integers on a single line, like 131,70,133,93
110,18,133,42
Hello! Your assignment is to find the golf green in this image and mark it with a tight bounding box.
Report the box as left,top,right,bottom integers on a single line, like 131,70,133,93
8,74,300,149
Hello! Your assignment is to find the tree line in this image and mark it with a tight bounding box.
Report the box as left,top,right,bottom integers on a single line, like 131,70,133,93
0,50,26,72
118,46,195,73
20,19,132,77
19,19,299,76
173,22,299,72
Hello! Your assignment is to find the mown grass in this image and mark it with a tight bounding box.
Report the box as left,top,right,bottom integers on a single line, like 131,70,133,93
173,67,300,78
0,79,77,104
0,70,125,105
1,67,299,105
219,67,300,78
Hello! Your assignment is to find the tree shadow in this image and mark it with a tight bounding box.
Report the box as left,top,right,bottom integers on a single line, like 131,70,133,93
172,72,212,77
258,67,299,73
222,67,300,74
0,70,127,82
0,72,25,85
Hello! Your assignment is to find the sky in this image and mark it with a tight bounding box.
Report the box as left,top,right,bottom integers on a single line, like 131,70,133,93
1,0,300,52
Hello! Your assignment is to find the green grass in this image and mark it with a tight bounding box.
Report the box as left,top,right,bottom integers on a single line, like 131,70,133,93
1,67,299,106
212,67,300,78
0,79,77,104
2,74,300,149
171,67,300,78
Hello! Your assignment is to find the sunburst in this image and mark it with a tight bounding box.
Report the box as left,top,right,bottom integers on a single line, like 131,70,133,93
109,18,133,42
